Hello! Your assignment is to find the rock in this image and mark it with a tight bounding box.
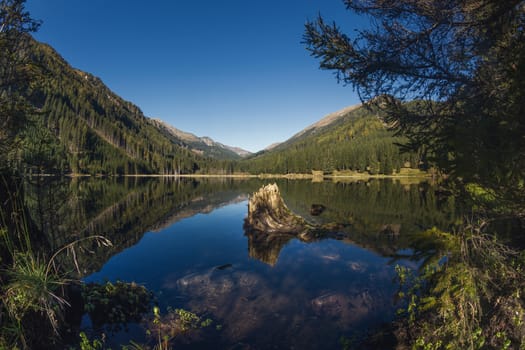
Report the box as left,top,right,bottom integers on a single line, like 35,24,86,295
310,204,326,216
311,292,346,316
215,263,233,271
380,224,401,236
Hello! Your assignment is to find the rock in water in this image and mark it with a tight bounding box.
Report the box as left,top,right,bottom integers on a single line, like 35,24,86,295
310,204,326,216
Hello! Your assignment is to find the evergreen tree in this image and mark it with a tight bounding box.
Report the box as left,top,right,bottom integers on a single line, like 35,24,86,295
0,0,40,173
304,0,525,210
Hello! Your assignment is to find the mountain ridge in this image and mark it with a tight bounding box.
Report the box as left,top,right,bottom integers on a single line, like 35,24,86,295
239,103,423,174
15,37,245,175
13,37,422,176
150,119,252,159
289,104,362,140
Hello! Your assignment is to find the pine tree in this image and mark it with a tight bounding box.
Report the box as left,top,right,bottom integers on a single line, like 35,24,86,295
0,0,40,173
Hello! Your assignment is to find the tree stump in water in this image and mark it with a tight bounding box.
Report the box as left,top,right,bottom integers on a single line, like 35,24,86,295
244,183,349,265
244,183,318,241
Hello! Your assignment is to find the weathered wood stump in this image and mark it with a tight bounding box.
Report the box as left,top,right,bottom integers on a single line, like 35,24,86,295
244,183,313,237
244,183,348,265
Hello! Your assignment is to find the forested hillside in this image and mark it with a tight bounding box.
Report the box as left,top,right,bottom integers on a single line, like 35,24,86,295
8,38,426,177
238,105,425,174
13,38,232,175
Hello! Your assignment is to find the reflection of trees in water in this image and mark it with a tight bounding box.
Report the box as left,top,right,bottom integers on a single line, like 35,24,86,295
241,182,524,348
19,177,460,275
243,180,460,267
21,177,262,276
20,177,458,271
14,177,466,347
275,179,457,233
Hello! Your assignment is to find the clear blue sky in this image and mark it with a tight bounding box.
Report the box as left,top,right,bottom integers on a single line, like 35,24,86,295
27,0,367,152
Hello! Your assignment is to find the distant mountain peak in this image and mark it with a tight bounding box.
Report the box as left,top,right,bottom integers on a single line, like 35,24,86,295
264,142,281,151
150,119,252,159
293,104,362,139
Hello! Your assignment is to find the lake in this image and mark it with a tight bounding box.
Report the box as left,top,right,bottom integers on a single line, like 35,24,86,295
23,177,458,349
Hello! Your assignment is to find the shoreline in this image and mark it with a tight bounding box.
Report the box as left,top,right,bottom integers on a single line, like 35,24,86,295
25,172,433,180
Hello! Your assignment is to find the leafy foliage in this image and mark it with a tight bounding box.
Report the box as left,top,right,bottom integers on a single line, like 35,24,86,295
304,1,525,348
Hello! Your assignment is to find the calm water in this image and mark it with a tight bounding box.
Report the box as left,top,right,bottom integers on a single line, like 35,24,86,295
23,177,458,349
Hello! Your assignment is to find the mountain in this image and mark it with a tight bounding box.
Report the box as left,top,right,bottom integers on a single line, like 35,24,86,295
239,104,424,175
13,37,422,177
257,106,361,155
264,142,281,151
281,104,362,146
15,37,241,175
150,119,252,159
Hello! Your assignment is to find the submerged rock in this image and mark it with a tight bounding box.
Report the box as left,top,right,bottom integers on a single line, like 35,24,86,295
215,263,233,271
311,292,346,315
310,204,326,216
175,269,260,298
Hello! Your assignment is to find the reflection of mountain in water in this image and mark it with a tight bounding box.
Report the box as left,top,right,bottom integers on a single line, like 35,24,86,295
23,177,458,275
23,177,261,276
149,193,247,233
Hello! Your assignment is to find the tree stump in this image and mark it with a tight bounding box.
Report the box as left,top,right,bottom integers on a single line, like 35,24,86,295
244,183,313,236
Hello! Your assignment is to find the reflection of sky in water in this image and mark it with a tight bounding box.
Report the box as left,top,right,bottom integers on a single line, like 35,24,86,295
85,200,412,349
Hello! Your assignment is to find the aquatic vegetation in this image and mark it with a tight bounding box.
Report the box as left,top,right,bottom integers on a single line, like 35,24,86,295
82,280,153,329
150,307,215,335
76,289,216,350
133,306,217,350
78,331,104,350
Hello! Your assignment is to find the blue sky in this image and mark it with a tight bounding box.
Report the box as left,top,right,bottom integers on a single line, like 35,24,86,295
27,1,367,152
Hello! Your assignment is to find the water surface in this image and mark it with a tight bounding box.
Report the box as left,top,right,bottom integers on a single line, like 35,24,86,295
24,177,458,348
